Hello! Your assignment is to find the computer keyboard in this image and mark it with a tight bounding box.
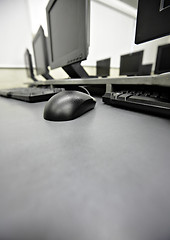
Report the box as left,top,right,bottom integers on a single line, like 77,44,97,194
102,89,170,118
0,86,63,102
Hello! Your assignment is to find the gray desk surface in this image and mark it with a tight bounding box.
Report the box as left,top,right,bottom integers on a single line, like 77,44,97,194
0,97,170,240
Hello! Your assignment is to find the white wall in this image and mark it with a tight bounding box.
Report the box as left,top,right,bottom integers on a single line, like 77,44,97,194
0,0,32,68
27,0,49,36
83,0,136,67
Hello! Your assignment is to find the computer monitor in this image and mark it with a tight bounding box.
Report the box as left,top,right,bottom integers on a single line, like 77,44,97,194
32,26,53,80
135,0,170,44
46,0,90,78
154,43,170,74
137,64,153,76
119,51,144,76
24,49,37,82
96,58,111,77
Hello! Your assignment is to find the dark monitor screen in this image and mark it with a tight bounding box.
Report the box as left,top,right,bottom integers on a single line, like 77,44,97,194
138,64,152,76
46,0,90,70
96,58,111,77
119,51,144,76
24,49,34,79
154,43,170,74
32,26,49,76
135,0,170,44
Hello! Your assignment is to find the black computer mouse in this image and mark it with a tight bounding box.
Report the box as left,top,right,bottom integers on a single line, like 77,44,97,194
43,90,96,121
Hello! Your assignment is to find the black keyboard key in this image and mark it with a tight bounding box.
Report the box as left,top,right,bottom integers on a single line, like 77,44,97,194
110,92,124,100
117,93,133,101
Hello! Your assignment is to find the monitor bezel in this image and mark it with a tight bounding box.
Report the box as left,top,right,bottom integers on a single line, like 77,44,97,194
154,43,170,74
135,0,170,44
46,0,90,70
119,50,144,76
32,26,49,76
137,64,152,76
96,58,111,77
24,49,34,78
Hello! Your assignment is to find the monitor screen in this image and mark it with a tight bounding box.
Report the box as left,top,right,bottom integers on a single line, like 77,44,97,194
24,49,34,79
32,26,49,76
119,51,144,76
154,43,170,74
135,0,170,44
138,64,152,76
96,58,111,77
46,0,90,70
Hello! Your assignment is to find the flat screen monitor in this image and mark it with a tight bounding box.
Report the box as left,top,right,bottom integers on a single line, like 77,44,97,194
96,58,111,77
32,26,52,80
137,64,152,76
135,0,170,44
46,0,90,78
154,43,170,74
119,51,143,76
24,49,37,81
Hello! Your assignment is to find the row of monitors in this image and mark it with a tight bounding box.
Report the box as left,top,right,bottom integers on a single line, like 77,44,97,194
24,25,111,79
93,43,170,76
120,44,170,76
25,24,170,81
25,0,90,80
88,44,170,76
24,0,170,82
24,27,110,81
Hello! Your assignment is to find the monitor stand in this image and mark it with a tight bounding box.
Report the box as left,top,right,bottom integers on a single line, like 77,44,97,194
42,73,54,80
29,73,53,85
31,76,38,82
62,62,89,78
